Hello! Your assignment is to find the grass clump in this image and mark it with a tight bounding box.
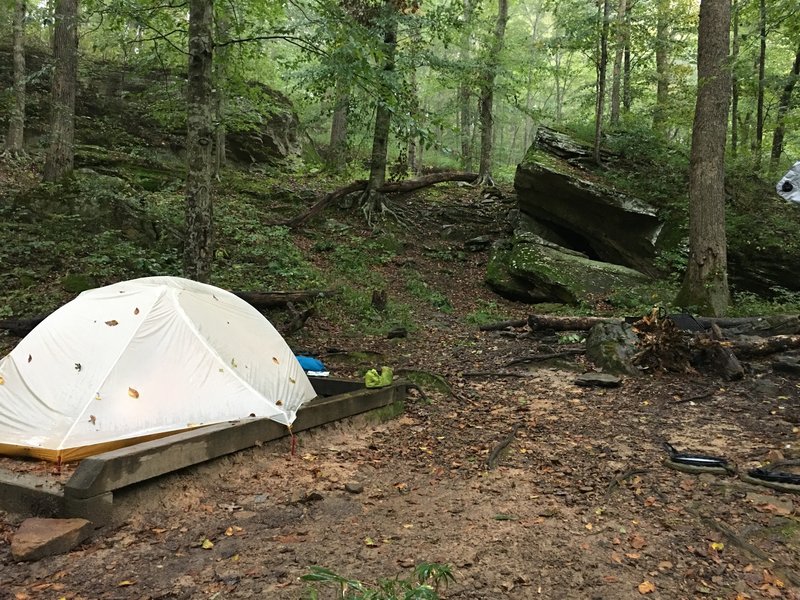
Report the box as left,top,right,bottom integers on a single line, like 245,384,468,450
302,562,454,600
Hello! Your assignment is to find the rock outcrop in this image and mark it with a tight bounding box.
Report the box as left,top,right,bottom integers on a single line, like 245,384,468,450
486,233,649,305
515,129,663,276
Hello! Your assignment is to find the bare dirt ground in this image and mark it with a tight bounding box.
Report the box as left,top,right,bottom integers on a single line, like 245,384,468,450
1,186,800,600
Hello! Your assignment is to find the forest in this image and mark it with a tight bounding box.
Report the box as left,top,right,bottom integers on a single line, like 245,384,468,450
2,1,800,599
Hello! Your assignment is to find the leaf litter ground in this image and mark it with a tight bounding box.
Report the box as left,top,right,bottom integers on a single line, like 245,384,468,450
1,184,800,600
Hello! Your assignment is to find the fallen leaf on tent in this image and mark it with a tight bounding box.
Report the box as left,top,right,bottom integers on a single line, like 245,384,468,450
364,537,378,547
0,376,4,385
28,354,32,363
272,357,280,365
638,580,655,594
133,307,140,315
105,320,118,326
117,580,135,587
88,415,96,425
128,387,139,398
95,393,101,401
276,400,283,406
289,377,296,384
231,358,237,368
201,539,214,549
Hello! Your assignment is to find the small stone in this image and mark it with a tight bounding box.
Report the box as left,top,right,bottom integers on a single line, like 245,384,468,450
344,482,364,494
11,518,93,562
303,491,324,503
574,372,622,388
398,558,415,568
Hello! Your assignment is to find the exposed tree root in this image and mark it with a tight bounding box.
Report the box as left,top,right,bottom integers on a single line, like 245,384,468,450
283,171,478,228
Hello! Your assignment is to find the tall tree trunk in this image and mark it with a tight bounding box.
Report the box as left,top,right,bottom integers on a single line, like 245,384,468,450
6,0,26,154
329,79,350,170
769,44,800,169
477,0,509,184
623,0,632,114
609,0,626,126
753,0,766,168
184,0,214,282
730,0,739,156
212,9,228,180
362,0,397,218
43,0,78,182
459,0,475,172
675,0,731,317
653,0,670,132
593,0,610,165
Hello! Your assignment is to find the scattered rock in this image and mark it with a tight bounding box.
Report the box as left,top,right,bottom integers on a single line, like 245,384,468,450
344,482,364,494
387,327,407,339
585,322,640,376
302,491,324,503
11,518,93,562
574,372,622,388
772,355,800,375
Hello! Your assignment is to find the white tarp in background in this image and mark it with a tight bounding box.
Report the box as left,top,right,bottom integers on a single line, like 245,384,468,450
777,161,800,204
0,276,317,461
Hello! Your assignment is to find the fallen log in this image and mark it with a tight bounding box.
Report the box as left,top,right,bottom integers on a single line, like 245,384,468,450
527,314,619,331
283,171,479,228
479,319,527,331
0,289,339,337
231,289,340,309
0,315,47,337
709,334,800,358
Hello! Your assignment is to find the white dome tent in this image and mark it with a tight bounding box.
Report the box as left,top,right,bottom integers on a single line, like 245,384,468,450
0,277,317,462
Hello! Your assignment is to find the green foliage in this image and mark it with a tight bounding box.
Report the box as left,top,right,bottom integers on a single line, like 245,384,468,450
301,562,454,600
404,271,452,313
729,288,800,317
465,300,507,326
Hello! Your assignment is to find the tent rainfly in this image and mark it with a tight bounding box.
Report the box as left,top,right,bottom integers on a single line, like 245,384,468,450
0,276,317,462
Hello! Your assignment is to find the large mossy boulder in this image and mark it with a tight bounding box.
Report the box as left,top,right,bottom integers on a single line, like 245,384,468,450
486,233,650,305
0,46,300,166
515,130,663,276
585,322,640,376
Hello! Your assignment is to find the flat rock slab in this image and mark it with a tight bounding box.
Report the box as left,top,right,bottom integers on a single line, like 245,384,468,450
574,373,622,388
11,517,93,561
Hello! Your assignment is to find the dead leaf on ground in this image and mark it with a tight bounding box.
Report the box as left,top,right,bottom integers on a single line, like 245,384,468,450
638,580,655,594
630,534,647,549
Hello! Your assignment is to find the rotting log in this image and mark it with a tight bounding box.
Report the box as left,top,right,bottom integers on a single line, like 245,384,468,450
283,171,479,228
231,289,340,309
0,289,339,338
704,333,800,358
479,319,527,331
0,315,47,337
527,314,619,331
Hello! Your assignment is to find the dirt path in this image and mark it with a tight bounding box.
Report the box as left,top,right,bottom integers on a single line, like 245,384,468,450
1,186,799,600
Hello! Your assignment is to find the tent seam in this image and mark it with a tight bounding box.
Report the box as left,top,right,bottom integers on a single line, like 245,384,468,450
56,285,168,450
169,288,295,426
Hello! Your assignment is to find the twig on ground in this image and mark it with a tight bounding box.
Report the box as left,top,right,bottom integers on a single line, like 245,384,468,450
505,350,585,367
604,467,648,497
486,424,521,470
